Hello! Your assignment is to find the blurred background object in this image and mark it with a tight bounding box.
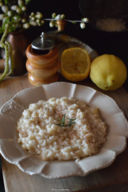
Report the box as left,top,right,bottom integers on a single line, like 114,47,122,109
79,0,128,32
78,0,128,64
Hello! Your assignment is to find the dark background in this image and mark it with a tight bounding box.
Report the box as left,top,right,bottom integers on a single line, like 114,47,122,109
27,0,128,65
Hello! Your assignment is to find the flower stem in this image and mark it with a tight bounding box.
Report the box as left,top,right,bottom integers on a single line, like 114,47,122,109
0,24,14,81
0,41,10,81
7,41,14,75
0,24,9,46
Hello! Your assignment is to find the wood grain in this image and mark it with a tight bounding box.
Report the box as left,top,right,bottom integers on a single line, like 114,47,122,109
0,75,128,192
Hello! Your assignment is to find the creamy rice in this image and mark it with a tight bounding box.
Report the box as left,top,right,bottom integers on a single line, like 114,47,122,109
17,97,108,161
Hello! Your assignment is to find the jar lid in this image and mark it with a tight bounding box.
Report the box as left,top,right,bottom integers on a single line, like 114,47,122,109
31,32,55,51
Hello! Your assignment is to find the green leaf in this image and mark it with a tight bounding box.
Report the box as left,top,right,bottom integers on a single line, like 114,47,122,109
68,119,75,126
4,0,9,5
0,27,3,34
2,17,10,31
61,114,65,126
25,0,31,4
55,115,76,127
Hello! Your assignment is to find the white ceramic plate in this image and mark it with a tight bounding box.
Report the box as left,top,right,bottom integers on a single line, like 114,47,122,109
0,82,128,178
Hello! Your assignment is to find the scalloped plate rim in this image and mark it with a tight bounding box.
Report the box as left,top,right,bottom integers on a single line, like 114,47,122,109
0,82,128,178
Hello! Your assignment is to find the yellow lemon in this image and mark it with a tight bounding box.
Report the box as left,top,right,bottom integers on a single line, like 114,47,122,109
61,47,90,82
90,54,127,90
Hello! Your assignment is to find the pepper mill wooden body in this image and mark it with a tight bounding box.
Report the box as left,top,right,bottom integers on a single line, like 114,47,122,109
26,45,59,86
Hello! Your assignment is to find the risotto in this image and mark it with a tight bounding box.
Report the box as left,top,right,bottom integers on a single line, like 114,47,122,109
17,97,108,160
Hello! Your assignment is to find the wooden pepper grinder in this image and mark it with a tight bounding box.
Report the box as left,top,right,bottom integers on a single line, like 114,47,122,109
26,32,59,86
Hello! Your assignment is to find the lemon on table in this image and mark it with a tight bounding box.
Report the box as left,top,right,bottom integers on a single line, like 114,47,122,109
90,54,127,91
61,47,90,82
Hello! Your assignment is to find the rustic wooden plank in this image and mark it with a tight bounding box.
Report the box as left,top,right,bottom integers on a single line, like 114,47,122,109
0,75,128,192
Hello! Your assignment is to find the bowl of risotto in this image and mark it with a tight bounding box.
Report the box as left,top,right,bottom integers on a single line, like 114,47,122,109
0,82,128,178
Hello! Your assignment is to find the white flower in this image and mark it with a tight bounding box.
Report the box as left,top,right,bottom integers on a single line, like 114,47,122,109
21,18,26,23
7,11,12,17
60,14,65,19
23,23,30,29
1,5,8,13
41,20,44,25
36,12,43,19
11,5,18,11
18,0,23,6
36,19,40,24
30,12,34,17
0,14,4,20
21,6,26,11
55,14,61,20
30,17,35,21
16,7,21,14
80,22,86,29
13,16,19,21
52,13,56,18
49,21,55,27
82,18,89,23
30,21,37,26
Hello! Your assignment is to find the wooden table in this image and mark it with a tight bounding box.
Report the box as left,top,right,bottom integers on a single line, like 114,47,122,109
0,75,128,192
